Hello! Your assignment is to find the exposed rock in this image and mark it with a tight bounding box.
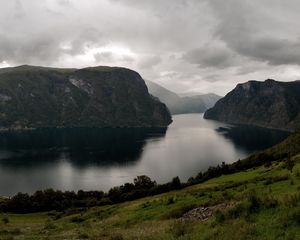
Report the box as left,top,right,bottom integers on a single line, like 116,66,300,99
180,203,232,221
204,79,300,132
0,65,172,129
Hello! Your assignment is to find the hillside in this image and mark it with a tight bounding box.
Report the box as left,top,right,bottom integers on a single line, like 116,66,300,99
0,65,172,129
204,79,300,131
145,80,221,114
1,132,300,239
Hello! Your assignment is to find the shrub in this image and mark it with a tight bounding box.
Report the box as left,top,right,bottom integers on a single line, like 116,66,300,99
110,234,124,240
261,195,278,209
283,193,300,207
161,204,197,219
70,215,85,223
285,158,295,173
214,210,225,223
170,220,191,237
166,197,175,205
227,193,261,219
2,215,9,224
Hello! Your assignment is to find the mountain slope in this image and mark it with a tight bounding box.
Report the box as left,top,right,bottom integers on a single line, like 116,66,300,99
0,65,172,129
204,79,300,131
145,80,221,114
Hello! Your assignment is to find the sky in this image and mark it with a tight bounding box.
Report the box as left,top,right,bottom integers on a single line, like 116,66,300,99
0,0,300,95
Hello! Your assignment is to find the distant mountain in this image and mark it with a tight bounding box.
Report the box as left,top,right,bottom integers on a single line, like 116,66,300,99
178,92,203,97
204,79,300,131
145,80,221,114
0,65,172,129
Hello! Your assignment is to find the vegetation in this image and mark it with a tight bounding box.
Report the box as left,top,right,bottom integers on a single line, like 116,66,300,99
1,131,300,215
0,156,300,239
0,65,172,129
0,131,300,239
204,79,300,131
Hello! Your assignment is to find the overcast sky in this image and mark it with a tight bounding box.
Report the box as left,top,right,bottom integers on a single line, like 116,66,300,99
0,0,300,95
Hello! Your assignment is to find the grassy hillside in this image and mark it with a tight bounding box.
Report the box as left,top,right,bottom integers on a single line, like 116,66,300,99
1,132,300,239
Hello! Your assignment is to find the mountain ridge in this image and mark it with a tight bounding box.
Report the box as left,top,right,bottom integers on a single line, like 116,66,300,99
0,65,172,129
145,80,221,114
204,79,300,132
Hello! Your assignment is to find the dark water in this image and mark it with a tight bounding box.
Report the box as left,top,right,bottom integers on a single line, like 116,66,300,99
0,114,289,196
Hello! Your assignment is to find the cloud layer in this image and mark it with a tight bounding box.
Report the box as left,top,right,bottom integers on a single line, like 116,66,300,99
0,0,300,95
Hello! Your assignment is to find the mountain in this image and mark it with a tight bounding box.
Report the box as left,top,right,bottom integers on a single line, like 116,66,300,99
0,65,172,129
204,79,300,131
178,91,203,97
145,80,221,114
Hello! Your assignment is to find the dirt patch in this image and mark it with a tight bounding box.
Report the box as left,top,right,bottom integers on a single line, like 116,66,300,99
180,203,232,221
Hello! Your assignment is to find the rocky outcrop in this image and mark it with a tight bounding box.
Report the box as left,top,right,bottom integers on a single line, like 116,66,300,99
180,203,233,221
204,79,300,132
0,65,172,129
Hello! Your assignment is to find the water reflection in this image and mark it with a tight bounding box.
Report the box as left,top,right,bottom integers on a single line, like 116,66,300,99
0,128,167,168
217,125,289,153
0,114,290,196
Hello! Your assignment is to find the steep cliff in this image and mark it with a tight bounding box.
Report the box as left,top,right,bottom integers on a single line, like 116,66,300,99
204,79,300,131
0,65,172,129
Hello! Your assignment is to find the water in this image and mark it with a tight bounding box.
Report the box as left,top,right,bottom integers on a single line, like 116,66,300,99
0,114,289,196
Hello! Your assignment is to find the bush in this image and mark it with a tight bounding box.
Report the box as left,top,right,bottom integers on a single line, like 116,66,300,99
70,215,85,223
280,208,300,228
161,204,197,219
283,193,300,207
227,192,261,219
110,234,124,240
170,220,192,237
214,210,225,223
166,197,175,205
2,215,9,224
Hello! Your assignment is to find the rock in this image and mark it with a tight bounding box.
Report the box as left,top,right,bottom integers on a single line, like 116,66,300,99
180,203,232,221
0,65,172,129
204,79,300,132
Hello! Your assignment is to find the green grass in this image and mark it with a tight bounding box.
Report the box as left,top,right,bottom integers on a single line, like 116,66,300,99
1,131,300,239
0,158,300,240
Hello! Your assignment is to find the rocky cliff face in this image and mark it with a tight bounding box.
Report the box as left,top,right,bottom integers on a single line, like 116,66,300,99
204,79,300,131
0,65,172,129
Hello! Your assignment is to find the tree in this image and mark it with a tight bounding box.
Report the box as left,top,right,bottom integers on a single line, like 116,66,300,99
134,175,156,189
286,158,295,173
171,176,181,190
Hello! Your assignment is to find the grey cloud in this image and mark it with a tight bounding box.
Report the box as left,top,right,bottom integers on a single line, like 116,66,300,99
209,0,300,66
0,0,300,95
0,1,104,65
235,37,300,66
138,56,161,69
94,52,113,62
183,43,237,69
56,0,71,6
14,0,25,19
94,51,135,64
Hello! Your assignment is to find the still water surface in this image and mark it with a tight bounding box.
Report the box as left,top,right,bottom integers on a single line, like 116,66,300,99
0,114,289,196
